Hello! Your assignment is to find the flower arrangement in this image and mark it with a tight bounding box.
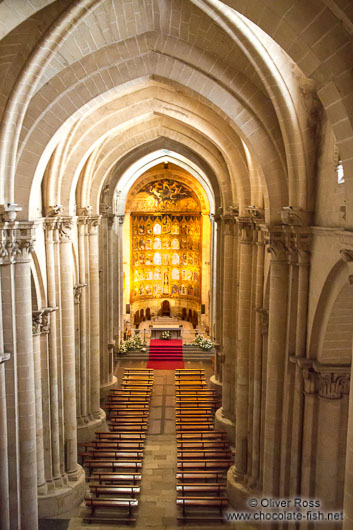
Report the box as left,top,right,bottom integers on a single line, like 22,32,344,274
119,334,147,353
161,330,171,340
194,334,213,350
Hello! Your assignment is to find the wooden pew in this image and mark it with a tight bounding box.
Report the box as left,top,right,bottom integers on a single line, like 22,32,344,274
90,472,142,484
176,470,227,482
84,497,138,523
95,432,146,441
84,460,142,474
176,496,228,516
80,450,144,460
176,432,227,440
109,424,148,432
176,423,215,432
78,441,145,450
177,460,232,470
89,484,140,497
177,450,232,460
177,441,229,450
176,483,226,495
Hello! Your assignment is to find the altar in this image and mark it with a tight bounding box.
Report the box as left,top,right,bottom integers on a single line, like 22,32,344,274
150,324,183,339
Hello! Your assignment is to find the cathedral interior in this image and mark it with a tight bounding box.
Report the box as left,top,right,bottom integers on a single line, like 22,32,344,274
0,1,352,529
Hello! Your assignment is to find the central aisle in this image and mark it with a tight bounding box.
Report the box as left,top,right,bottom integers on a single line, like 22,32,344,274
67,360,257,529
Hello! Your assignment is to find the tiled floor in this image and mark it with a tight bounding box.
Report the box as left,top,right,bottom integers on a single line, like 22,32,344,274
61,359,258,529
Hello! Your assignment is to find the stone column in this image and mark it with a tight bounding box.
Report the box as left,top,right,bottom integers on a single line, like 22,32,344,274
116,214,125,342
315,367,350,510
249,228,265,487
44,218,64,487
1,219,38,530
234,218,253,480
58,217,79,479
263,228,289,495
39,307,56,494
74,283,86,427
341,248,353,529
32,310,47,495
100,213,117,396
0,345,10,530
88,216,102,418
215,212,237,442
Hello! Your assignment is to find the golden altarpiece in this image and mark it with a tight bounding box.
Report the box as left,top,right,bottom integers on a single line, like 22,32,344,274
123,167,211,324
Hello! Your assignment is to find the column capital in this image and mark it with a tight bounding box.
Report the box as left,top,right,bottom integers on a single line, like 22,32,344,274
58,216,74,242
32,311,43,335
264,227,288,261
237,217,253,243
87,215,101,234
117,215,125,226
0,221,36,264
247,205,264,222
296,358,350,399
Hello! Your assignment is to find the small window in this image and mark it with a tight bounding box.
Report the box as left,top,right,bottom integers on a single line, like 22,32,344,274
337,160,344,184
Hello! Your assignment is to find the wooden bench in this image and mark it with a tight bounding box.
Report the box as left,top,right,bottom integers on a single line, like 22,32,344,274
177,441,229,450
105,402,150,408
176,408,215,415
79,441,145,450
177,432,227,440
110,389,152,395
80,450,144,460
89,484,140,497
109,424,148,432
176,496,228,516
108,410,149,417
175,370,205,373
177,460,232,470
121,381,153,387
95,432,146,441
176,422,214,428
176,390,217,396
90,472,142,484
177,450,232,460
84,497,138,522
124,368,154,373
176,415,214,421
176,483,226,495
176,471,227,481
109,418,148,425
84,460,142,474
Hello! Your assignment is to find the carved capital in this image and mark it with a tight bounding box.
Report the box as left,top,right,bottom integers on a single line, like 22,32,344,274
74,283,87,304
58,217,74,242
265,228,288,261
0,222,36,264
41,307,58,334
297,359,350,399
222,214,236,236
237,217,253,243
87,215,101,234
117,215,125,226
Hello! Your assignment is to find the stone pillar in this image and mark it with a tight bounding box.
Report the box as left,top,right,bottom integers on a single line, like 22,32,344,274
39,307,56,493
234,218,253,480
116,215,125,342
263,228,289,495
59,218,79,479
74,283,86,427
249,228,265,487
32,311,47,495
1,219,38,530
100,213,117,397
88,216,101,417
44,218,64,487
215,212,237,442
0,347,10,530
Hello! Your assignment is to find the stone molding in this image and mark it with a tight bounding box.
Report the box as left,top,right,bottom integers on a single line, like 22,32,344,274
296,358,350,399
87,215,101,234
263,225,312,263
281,207,312,226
